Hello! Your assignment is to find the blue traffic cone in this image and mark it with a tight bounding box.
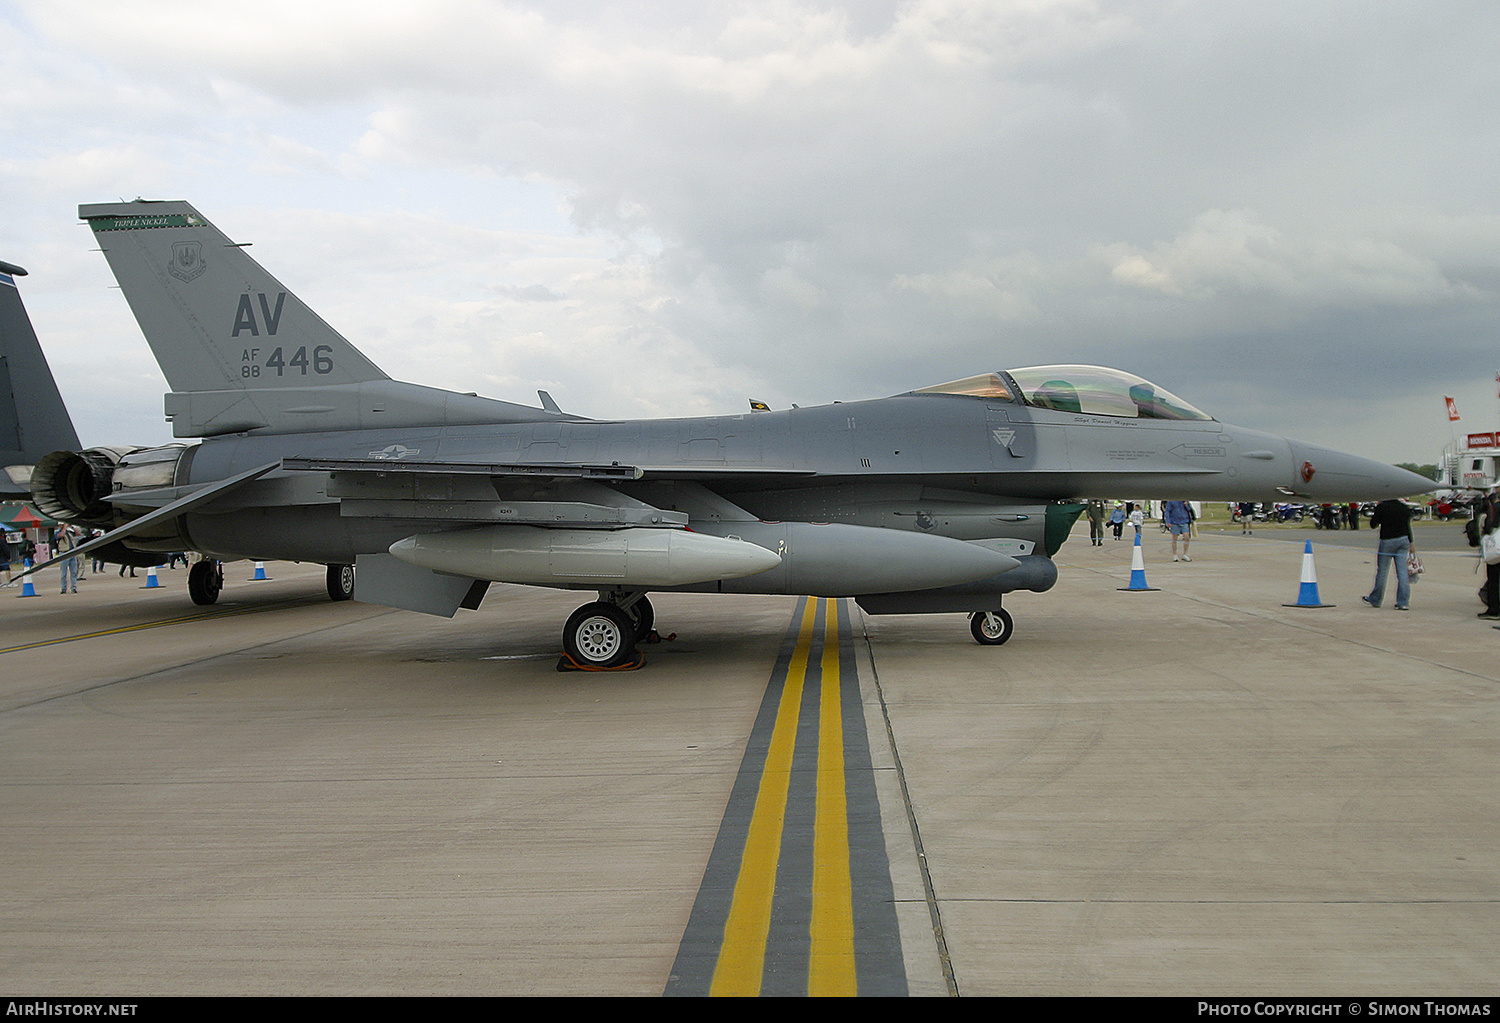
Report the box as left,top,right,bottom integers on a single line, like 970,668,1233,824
1118,532,1159,591
19,558,38,597
144,564,161,588
1283,541,1334,608
251,561,269,580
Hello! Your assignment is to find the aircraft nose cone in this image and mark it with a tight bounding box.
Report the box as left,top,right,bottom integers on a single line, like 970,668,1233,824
1288,442,1433,500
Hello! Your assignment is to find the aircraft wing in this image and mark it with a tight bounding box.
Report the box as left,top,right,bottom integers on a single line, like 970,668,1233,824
280,456,815,482
277,456,816,526
280,456,646,481
275,456,790,617
280,456,685,528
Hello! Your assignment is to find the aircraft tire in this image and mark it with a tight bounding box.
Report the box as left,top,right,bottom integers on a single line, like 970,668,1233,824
188,560,222,606
969,608,1013,646
563,602,636,668
326,563,355,602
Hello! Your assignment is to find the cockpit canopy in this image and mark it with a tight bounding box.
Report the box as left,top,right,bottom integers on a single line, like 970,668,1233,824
911,364,1213,422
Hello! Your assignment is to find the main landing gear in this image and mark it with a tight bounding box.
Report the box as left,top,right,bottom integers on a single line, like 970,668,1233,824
558,592,1012,662
326,563,355,601
561,592,655,669
187,559,223,606
187,560,357,606
969,606,1014,646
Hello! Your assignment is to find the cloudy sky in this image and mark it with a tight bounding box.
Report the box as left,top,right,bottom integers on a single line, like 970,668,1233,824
2,0,1497,463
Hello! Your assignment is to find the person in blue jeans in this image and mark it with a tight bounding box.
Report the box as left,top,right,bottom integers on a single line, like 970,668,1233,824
1363,498,1414,610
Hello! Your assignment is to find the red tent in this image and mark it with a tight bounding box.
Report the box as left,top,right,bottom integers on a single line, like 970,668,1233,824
1,503,54,529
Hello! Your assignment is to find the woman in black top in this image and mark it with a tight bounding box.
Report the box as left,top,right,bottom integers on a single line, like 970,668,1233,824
1363,499,1414,610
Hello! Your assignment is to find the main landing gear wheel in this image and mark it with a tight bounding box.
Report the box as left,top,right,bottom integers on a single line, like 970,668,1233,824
188,560,223,606
970,608,1014,646
326,563,355,602
563,601,636,668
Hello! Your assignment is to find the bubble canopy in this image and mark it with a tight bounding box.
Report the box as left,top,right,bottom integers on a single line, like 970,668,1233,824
910,364,1214,422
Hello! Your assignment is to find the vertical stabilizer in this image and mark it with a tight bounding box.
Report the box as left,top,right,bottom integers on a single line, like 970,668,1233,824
78,200,563,437
0,261,81,496
79,201,388,394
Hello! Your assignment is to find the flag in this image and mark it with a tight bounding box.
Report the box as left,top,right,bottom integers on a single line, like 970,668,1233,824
1445,396,1460,421
748,399,770,412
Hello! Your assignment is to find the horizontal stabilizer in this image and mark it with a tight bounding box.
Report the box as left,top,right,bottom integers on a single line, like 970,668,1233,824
12,461,278,581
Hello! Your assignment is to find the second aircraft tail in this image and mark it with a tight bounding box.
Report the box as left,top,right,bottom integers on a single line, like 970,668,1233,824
0,261,81,495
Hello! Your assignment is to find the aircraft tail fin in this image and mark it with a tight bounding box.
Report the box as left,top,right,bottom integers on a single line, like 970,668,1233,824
79,201,562,437
0,261,82,496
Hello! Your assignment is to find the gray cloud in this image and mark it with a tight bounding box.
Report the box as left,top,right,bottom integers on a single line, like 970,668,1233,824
6,0,1499,460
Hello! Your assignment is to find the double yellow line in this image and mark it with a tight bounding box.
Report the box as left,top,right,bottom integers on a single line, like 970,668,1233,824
711,597,856,996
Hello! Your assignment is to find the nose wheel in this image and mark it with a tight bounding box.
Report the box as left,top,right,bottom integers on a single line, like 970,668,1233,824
969,608,1014,645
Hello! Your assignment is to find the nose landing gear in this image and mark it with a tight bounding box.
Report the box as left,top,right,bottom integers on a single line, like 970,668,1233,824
969,607,1014,645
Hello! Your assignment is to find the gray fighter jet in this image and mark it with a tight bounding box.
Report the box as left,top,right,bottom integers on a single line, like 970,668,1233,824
24,200,1430,666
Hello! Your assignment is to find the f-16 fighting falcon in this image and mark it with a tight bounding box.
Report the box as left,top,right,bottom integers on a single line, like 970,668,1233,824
20,201,1430,667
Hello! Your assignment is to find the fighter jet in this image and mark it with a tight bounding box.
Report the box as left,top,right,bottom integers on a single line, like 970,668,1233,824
23,200,1430,666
